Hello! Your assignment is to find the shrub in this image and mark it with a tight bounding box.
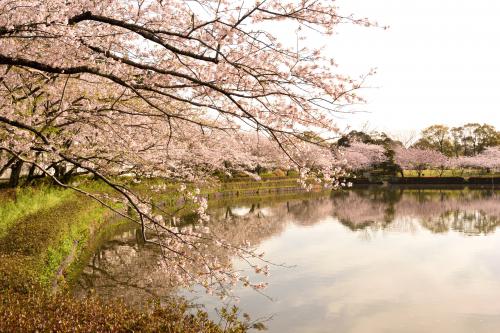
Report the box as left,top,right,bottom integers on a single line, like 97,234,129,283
0,290,255,333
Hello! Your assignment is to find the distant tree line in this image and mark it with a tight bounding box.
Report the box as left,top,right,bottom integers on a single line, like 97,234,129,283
336,123,500,176
338,123,499,156
413,123,499,157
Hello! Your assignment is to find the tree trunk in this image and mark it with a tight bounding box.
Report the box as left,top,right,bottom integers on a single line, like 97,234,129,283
61,167,76,183
23,162,39,186
0,156,16,178
23,152,42,186
8,159,24,188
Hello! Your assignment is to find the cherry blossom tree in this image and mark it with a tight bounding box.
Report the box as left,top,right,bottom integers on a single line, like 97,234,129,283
0,0,374,294
450,146,500,173
336,141,387,172
0,0,376,181
395,147,449,177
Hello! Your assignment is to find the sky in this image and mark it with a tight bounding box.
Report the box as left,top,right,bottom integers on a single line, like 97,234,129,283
310,0,500,137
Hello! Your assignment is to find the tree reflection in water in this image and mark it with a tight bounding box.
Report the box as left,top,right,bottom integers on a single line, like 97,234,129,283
74,188,500,307
333,188,499,235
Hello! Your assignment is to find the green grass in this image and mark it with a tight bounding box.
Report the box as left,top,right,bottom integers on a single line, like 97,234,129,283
40,202,109,287
0,186,73,239
402,169,500,178
0,188,109,291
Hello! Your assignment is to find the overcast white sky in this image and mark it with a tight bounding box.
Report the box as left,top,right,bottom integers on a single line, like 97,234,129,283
312,0,500,136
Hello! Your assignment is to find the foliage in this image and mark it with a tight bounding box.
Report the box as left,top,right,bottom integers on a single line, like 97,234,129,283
336,125,499,177
0,0,365,187
0,290,254,333
414,123,499,157
413,125,453,155
338,130,399,147
395,146,500,176
450,146,500,171
373,145,402,178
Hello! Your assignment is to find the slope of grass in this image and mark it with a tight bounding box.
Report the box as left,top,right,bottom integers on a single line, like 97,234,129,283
0,187,73,239
0,194,109,292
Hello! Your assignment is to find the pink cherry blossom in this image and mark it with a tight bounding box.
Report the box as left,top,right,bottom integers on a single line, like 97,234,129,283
0,0,373,294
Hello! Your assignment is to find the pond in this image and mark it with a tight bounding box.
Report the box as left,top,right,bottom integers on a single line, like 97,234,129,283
73,187,500,333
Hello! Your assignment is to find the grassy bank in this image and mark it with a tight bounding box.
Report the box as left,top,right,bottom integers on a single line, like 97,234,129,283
0,187,73,239
402,169,500,178
0,189,108,292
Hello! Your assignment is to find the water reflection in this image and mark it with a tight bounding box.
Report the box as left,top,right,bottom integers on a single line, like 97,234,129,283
331,189,500,235
74,188,500,332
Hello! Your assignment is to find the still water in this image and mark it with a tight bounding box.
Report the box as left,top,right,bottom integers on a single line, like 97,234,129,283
75,188,500,333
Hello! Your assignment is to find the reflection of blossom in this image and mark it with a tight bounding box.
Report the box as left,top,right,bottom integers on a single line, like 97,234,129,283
331,192,388,229
74,189,500,306
332,189,500,235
